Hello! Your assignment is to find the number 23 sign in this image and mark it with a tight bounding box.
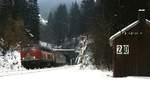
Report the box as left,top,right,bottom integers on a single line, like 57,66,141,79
116,45,129,55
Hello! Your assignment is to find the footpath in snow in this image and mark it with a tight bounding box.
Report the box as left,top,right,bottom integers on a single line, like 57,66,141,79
0,65,150,87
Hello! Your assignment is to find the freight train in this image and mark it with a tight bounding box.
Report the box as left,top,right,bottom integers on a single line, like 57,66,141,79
20,45,66,69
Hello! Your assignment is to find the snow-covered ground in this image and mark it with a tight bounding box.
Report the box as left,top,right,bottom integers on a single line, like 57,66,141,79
0,65,150,87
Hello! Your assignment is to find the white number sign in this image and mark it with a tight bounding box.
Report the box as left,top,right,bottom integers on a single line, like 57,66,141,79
123,45,129,54
116,45,123,54
116,45,129,55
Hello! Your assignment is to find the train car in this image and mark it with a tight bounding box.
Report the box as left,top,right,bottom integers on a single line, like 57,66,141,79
20,45,55,69
20,44,67,69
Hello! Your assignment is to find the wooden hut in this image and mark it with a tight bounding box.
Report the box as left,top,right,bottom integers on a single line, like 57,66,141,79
109,9,150,77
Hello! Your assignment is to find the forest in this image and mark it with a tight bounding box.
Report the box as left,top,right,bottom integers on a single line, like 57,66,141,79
0,0,150,69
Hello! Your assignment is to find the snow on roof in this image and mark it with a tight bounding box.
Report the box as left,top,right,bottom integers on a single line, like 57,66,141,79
109,19,150,47
146,19,150,25
109,20,139,47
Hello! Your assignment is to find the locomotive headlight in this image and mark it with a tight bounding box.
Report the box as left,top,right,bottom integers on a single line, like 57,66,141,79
33,56,35,59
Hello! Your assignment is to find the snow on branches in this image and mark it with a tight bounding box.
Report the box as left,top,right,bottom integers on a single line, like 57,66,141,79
75,35,96,69
0,50,22,71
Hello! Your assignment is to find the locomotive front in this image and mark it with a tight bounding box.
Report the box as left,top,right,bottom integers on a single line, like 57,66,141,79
20,45,54,69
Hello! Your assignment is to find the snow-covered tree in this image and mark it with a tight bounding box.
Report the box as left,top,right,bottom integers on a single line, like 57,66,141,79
75,35,95,69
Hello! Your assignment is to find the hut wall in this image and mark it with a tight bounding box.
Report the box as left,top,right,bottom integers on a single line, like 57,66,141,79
113,23,150,77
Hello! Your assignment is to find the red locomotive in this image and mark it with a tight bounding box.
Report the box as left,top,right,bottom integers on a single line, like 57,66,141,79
20,45,56,69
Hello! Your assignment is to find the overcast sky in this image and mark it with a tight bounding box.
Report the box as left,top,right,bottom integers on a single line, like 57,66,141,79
38,0,82,19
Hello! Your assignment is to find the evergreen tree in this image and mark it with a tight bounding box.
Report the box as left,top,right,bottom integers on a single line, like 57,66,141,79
13,0,25,18
80,0,95,34
44,12,54,43
0,0,28,52
116,0,150,30
80,0,112,69
24,0,40,43
86,0,113,69
69,2,81,38
0,0,40,52
0,0,14,51
47,12,53,27
52,4,68,45
0,0,14,33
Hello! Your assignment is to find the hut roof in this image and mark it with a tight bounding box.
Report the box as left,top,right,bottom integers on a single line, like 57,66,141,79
109,19,150,47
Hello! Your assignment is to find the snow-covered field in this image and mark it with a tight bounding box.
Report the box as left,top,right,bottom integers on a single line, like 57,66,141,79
0,65,150,87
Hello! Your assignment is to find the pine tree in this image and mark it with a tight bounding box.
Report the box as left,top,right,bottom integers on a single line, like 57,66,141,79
89,0,113,69
0,0,41,51
24,0,40,44
80,0,95,34
0,0,28,52
43,12,54,43
69,2,81,38
116,0,150,30
47,12,53,27
0,0,13,51
52,4,68,45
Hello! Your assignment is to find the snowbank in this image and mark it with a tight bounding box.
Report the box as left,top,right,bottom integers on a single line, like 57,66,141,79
0,50,22,72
